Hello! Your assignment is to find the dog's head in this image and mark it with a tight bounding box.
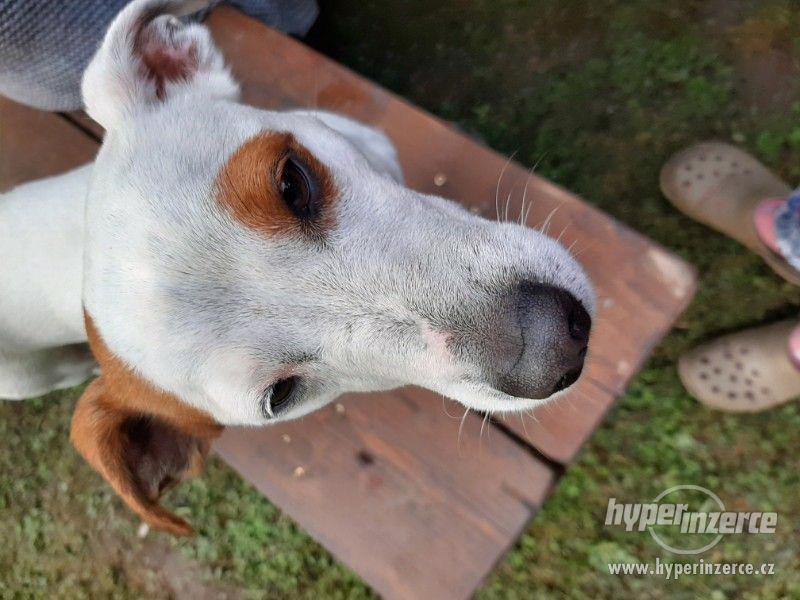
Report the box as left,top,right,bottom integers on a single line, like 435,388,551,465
72,0,594,533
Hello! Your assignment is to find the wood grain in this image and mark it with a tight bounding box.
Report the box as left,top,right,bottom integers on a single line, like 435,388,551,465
219,389,554,600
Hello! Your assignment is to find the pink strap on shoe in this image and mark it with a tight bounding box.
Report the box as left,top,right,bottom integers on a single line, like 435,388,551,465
753,198,786,255
789,325,800,371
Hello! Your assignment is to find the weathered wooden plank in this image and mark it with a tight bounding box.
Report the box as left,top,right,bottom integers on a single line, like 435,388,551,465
205,6,696,463
219,389,554,600
1,96,557,600
0,102,96,185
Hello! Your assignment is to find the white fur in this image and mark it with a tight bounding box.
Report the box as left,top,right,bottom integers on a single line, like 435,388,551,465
0,166,96,398
82,0,238,130
0,0,594,423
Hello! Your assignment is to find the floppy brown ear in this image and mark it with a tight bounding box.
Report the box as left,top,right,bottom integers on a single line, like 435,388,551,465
70,376,215,535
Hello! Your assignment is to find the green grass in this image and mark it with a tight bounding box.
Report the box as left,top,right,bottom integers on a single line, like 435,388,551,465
3,0,800,597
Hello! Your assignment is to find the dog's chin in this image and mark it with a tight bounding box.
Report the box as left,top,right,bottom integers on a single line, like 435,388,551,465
436,380,574,414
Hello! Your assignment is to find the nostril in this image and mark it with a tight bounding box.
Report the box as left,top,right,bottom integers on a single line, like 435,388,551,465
553,366,583,394
516,282,591,344
567,302,591,343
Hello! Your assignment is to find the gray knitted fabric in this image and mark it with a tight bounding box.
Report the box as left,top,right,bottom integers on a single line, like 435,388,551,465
0,0,318,111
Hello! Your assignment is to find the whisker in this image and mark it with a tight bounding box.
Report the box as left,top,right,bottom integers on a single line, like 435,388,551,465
539,205,561,236
442,397,461,419
504,191,513,223
524,195,536,224
573,388,601,406
555,223,569,244
479,411,490,455
519,412,532,442
524,409,540,424
519,164,537,225
571,241,598,259
494,151,517,222
531,151,548,173
457,407,470,456
522,153,548,224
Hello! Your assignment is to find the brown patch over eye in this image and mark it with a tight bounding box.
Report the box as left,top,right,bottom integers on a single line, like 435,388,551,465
215,132,337,237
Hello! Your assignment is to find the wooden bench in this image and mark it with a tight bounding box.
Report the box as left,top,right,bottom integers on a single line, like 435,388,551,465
0,7,696,599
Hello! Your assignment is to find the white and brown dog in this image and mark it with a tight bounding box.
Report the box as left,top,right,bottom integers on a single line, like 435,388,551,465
0,0,594,534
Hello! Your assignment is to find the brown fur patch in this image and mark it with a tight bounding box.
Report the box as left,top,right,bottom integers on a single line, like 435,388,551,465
84,314,220,439
215,131,337,236
70,313,223,535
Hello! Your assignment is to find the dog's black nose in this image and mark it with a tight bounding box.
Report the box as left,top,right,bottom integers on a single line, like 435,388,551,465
494,282,591,399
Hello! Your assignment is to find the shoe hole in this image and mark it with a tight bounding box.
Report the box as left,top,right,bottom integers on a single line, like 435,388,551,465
699,372,709,380
682,180,691,188
745,378,753,386
700,356,710,364
729,375,738,383
713,367,722,375
745,391,754,401
697,174,705,180
711,386,720,393
740,347,749,355
735,361,743,370
728,391,737,399
751,368,760,377
684,164,693,171
760,387,769,395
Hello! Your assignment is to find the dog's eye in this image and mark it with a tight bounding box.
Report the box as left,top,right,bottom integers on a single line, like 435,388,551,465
264,376,298,418
279,155,318,220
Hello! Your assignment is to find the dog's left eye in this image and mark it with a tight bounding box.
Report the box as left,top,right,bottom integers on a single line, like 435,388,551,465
263,376,298,418
279,155,318,220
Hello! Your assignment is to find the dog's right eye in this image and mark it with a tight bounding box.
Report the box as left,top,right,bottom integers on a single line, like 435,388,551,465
262,376,299,419
271,377,296,409
279,155,319,220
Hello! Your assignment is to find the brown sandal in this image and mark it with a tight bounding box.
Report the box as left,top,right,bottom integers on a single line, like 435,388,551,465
679,320,800,412
660,142,800,285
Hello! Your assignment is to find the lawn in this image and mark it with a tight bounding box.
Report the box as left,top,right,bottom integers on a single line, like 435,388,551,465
2,0,800,598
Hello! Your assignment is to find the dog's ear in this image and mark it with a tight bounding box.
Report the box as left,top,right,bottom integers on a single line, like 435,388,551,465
70,377,215,535
82,0,239,130
292,110,405,184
